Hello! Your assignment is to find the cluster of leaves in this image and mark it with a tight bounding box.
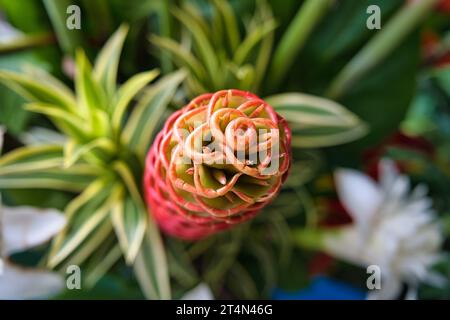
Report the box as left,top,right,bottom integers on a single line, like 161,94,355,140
150,0,276,95
0,26,185,299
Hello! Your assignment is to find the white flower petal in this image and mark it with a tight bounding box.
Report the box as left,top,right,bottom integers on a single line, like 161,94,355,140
334,169,382,225
330,160,444,293
0,262,64,300
3,206,66,255
323,226,367,266
181,283,214,300
379,158,399,191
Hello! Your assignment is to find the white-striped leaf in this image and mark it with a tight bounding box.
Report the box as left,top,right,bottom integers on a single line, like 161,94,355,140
265,93,368,148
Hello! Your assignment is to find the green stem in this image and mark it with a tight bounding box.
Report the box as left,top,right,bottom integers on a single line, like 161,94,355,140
268,0,332,90
81,0,113,40
0,33,55,54
292,227,326,251
43,0,84,55
327,0,440,99
159,0,173,73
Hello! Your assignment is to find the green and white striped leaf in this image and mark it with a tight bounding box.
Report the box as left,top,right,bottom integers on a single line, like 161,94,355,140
19,127,66,146
0,70,76,112
265,93,368,148
111,70,160,132
63,137,116,168
24,103,88,140
57,219,114,272
111,195,147,265
134,213,171,300
0,145,97,192
75,50,107,117
48,180,123,268
84,244,123,288
94,24,129,99
122,70,186,159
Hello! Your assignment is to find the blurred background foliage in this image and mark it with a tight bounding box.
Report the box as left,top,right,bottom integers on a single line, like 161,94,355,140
0,0,449,299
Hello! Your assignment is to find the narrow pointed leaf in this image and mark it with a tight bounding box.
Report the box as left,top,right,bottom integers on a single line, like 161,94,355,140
233,20,277,66
94,24,129,98
266,93,368,147
75,50,107,117
48,181,123,268
0,145,98,191
111,70,160,132
63,137,116,168
172,7,219,87
84,244,122,288
149,35,207,81
111,195,147,264
0,70,76,111
213,0,240,53
24,103,88,139
134,213,171,300
122,70,186,159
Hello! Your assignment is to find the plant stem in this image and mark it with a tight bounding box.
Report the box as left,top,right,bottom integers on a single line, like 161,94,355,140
327,0,440,100
0,33,55,54
81,0,113,40
158,0,173,73
268,0,332,90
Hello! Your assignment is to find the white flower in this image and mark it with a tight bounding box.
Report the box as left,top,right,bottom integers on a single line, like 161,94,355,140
323,159,445,300
181,283,214,300
1,127,67,299
0,203,67,300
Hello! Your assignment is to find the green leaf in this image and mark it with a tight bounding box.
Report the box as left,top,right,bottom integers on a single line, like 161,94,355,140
166,240,199,288
75,50,107,118
113,160,143,205
94,24,129,99
24,103,88,140
0,70,77,112
0,145,63,172
84,244,123,288
122,70,186,159
327,0,439,99
0,145,98,191
172,6,219,88
212,0,240,53
268,0,332,89
111,195,147,265
149,35,207,82
134,214,171,300
48,180,123,268
63,137,116,168
266,93,367,147
233,19,277,66
57,219,114,271
111,70,160,133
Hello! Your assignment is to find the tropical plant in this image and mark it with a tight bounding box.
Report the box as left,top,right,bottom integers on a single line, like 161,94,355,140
0,25,185,299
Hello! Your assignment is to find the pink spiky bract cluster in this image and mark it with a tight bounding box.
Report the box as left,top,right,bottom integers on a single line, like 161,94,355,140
144,89,291,240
